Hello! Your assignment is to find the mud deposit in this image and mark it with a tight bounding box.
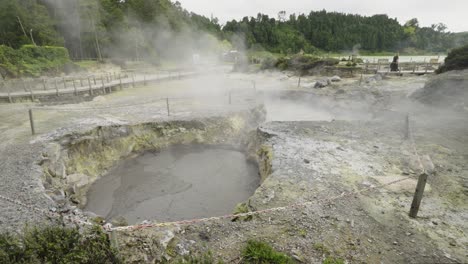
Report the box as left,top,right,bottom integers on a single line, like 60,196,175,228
85,145,259,224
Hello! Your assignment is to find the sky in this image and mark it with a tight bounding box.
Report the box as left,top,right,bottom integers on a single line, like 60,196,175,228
177,0,468,32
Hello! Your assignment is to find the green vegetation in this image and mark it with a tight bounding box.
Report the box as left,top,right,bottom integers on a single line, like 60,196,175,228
171,252,224,264
0,225,121,264
1,0,464,65
436,44,468,73
223,12,462,54
0,45,71,77
323,256,345,264
261,54,339,73
241,240,293,264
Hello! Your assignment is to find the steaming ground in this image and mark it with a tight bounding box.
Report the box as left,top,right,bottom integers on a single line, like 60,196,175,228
0,68,467,263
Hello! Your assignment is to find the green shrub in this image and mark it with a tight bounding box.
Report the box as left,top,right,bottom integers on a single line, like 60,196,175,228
0,45,71,78
436,44,468,74
241,240,293,264
0,225,121,264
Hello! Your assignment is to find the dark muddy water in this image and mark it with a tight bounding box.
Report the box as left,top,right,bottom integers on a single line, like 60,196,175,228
85,145,259,224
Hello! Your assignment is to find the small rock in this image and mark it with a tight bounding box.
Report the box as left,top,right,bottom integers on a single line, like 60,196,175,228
93,96,106,102
393,241,398,245
330,75,342,82
406,232,412,236
449,242,456,247
432,220,439,225
314,80,328,88
303,159,310,164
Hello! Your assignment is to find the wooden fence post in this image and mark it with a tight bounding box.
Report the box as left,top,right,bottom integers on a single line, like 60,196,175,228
405,114,410,139
73,80,77,96
8,92,12,103
42,79,47,90
28,109,35,135
88,77,93,96
22,79,27,91
55,79,59,96
30,89,34,101
119,74,123,90
166,98,170,116
63,77,67,89
409,172,429,218
297,77,301,88
101,78,106,93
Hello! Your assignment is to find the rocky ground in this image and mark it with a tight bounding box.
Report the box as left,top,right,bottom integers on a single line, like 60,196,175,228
0,68,467,263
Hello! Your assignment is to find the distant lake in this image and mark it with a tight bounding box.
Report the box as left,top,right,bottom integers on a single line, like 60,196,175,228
359,56,446,63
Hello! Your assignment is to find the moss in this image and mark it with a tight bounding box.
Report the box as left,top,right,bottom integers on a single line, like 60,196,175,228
257,145,273,182
313,243,331,255
232,201,253,221
323,256,345,264
241,240,293,264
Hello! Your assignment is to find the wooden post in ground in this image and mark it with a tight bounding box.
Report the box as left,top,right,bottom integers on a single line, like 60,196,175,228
409,172,429,218
132,74,135,87
73,80,77,95
297,77,301,88
42,79,47,90
93,76,96,85
101,78,105,93
119,74,122,90
359,72,363,86
8,92,12,103
63,78,67,89
166,98,170,116
404,114,410,139
88,77,93,96
30,89,34,101
80,78,83,87
28,109,35,135
55,79,59,96
22,79,27,92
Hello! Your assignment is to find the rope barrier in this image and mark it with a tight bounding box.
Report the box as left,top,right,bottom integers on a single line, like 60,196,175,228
107,176,412,232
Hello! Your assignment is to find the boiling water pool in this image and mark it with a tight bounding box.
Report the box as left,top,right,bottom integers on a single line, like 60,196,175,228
85,145,259,224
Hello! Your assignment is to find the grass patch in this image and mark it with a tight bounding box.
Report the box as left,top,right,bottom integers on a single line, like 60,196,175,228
172,251,224,264
241,240,293,264
323,256,345,264
0,225,121,264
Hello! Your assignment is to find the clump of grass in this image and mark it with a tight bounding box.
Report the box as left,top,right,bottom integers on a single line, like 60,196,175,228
323,256,345,264
173,251,224,264
0,225,121,264
241,240,293,264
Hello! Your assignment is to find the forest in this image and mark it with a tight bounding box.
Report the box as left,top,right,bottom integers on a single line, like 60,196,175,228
0,0,467,62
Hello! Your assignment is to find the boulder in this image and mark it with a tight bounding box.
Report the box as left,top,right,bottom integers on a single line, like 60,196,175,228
314,80,329,88
330,75,342,82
